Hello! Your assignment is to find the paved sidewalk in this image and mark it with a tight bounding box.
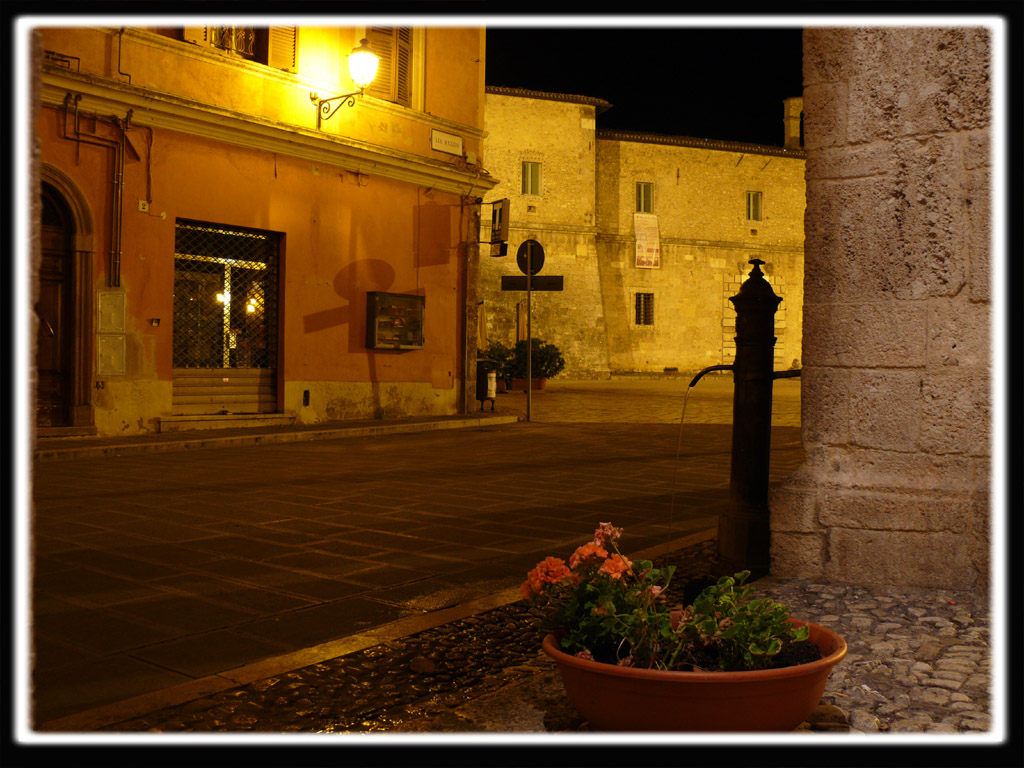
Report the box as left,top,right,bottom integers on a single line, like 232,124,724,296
24,378,803,732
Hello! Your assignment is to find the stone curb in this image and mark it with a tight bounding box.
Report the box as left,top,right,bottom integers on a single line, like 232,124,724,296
32,415,521,461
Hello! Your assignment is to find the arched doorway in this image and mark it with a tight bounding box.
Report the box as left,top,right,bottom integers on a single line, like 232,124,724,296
36,170,94,433
36,184,75,426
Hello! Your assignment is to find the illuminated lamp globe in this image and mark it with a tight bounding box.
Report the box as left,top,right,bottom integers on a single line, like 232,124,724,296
348,39,379,90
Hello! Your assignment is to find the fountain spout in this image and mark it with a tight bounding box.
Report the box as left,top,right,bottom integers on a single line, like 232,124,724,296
772,369,801,380
688,364,733,389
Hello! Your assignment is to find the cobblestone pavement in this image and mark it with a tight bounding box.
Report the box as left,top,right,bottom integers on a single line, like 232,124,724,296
753,577,991,735
99,537,993,737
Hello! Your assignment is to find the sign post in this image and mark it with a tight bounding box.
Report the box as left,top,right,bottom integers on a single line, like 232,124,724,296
500,240,562,422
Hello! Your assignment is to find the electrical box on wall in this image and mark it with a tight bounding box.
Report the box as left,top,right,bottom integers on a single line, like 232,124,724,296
366,292,425,350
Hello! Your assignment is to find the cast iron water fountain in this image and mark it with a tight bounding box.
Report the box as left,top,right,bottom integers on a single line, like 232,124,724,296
672,258,800,579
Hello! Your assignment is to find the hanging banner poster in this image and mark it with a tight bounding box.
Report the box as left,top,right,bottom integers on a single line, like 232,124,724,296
634,213,661,268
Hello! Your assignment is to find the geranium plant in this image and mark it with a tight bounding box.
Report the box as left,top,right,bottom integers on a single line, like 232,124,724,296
522,523,813,672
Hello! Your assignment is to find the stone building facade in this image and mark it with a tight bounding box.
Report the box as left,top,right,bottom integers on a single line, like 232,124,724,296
478,87,806,379
31,24,494,437
769,27,993,592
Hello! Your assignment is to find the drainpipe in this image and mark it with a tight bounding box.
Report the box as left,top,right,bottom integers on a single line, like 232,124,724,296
60,93,131,287
718,258,782,578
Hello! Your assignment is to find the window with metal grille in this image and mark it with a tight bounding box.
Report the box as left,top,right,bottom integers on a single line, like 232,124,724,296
173,220,279,370
181,27,298,72
365,27,413,107
746,191,763,221
522,161,541,196
636,182,654,213
635,293,654,326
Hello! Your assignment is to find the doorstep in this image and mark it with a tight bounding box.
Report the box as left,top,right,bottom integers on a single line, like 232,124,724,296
158,413,296,432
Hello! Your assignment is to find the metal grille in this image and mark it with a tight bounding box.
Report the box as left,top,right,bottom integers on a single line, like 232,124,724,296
212,26,256,57
635,292,654,325
173,220,278,369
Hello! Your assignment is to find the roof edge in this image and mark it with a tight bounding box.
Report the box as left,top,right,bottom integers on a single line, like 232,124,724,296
485,85,613,113
595,129,806,159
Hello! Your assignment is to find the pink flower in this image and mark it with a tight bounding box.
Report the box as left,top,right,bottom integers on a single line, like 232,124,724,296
646,585,663,599
569,541,608,569
593,522,622,547
598,554,632,579
522,556,571,598
574,650,594,661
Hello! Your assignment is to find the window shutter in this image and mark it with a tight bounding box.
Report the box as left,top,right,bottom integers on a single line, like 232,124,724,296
395,27,412,107
365,27,395,101
365,27,412,106
183,27,209,45
267,27,298,72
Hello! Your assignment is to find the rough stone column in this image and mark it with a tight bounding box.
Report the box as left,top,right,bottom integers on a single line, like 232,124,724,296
770,27,991,591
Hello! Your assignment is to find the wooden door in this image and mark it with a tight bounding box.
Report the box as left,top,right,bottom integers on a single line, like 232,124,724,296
36,188,74,427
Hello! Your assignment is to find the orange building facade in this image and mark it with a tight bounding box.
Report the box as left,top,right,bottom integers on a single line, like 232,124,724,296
32,25,494,437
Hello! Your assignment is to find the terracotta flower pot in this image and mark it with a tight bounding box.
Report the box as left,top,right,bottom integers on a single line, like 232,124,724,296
511,378,547,391
543,619,847,732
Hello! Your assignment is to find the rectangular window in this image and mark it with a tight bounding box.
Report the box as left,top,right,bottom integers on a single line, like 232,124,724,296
365,27,413,107
522,161,541,195
181,27,298,72
746,191,763,221
636,182,654,213
634,293,654,326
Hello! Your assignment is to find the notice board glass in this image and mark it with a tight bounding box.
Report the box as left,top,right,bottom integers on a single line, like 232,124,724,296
366,292,425,350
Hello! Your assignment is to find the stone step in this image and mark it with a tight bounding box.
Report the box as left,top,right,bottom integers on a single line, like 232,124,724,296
158,413,296,433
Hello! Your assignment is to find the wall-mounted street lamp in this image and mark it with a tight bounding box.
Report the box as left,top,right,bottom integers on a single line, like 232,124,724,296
310,38,380,129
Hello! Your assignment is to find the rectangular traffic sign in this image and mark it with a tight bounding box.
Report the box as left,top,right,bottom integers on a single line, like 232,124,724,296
500,275,564,291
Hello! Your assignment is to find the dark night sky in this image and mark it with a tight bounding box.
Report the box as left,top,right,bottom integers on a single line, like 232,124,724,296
484,25,805,148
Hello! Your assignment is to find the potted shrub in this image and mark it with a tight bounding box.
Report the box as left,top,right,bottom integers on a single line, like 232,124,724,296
508,338,566,391
522,523,847,732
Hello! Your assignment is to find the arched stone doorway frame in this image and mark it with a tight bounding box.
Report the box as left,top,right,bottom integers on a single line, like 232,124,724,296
38,163,95,430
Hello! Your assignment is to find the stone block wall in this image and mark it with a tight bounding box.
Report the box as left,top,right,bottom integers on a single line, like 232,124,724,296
478,86,806,379
770,27,992,591
595,136,805,375
477,90,608,376
480,226,610,377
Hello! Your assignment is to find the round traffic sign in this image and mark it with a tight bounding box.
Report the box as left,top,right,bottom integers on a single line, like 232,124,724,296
516,239,545,276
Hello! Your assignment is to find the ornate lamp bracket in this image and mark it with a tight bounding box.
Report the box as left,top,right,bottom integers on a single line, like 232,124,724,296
310,90,364,129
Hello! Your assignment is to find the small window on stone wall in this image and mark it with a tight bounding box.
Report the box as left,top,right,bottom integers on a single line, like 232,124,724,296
634,293,654,326
636,182,654,213
522,161,541,196
746,191,763,221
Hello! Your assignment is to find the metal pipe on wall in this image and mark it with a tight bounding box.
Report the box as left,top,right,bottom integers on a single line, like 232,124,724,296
60,93,131,287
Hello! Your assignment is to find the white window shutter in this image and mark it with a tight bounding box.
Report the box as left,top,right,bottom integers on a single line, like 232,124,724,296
183,27,209,45
366,28,395,101
365,27,413,106
267,27,298,72
395,27,412,107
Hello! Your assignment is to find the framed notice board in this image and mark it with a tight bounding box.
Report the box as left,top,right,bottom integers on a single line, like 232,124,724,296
366,292,425,350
